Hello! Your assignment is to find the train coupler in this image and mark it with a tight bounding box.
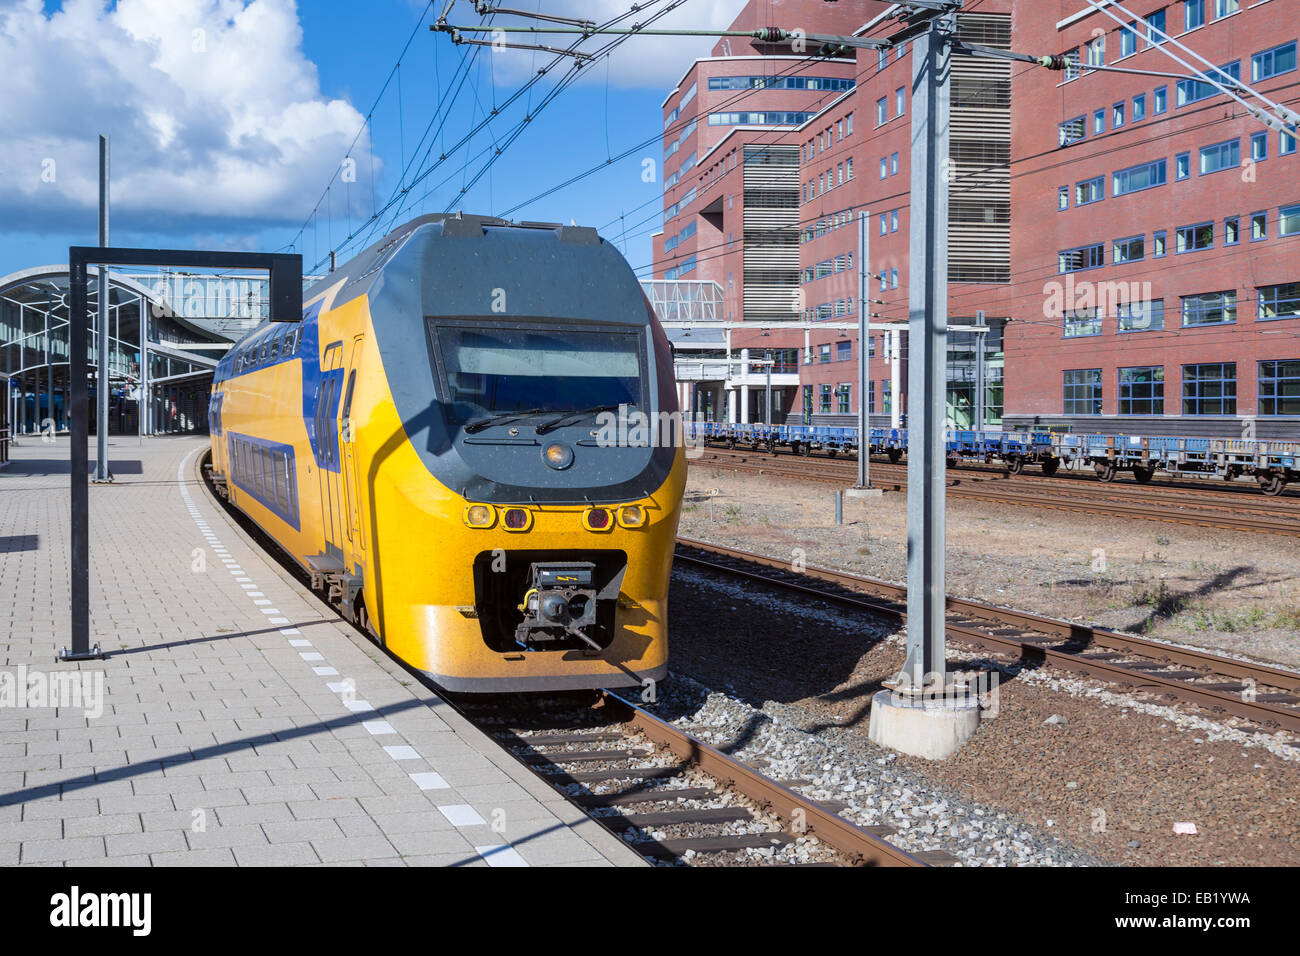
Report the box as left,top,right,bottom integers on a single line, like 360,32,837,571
514,562,602,650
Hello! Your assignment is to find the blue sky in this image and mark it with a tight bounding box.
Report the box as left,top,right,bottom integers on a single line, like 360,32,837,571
0,0,744,281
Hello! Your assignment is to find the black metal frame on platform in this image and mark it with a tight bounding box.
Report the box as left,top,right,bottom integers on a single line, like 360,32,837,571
60,246,303,662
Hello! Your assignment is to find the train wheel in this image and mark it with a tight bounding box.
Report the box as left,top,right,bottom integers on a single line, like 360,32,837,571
1006,456,1024,476
827,448,837,458
1094,461,1117,482
1259,474,1287,496
726,438,737,450
1132,465,1155,484
946,455,958,469
770,442,781,457
1224,465,1242,481
797,442,811,458
1040,458,1060,477
887,448,902,464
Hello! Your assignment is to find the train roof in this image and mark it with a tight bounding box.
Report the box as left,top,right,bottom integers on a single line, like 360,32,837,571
305,213,604,312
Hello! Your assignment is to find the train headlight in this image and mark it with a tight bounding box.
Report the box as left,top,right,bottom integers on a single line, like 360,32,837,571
617,505,646,528
542,443,574,470
503,508,532,531
464,504,496,528
583,507,612,532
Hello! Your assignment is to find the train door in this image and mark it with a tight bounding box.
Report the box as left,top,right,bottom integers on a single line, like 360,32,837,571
340,335,365,555
317,342,345,559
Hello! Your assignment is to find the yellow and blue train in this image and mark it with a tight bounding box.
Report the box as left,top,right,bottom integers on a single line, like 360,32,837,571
208,213,685,691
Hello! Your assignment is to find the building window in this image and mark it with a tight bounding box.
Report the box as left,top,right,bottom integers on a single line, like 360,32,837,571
1251,211,1267,240
1118,299,1165,332
1064,369,1103,415
1251,131,1268,161
1282,128,1297,154
818,344,831,363
1058,243,1105,273
1182,362,1236,415
846,113,853,135
1259,360,1300,415
1185,0,1205,32
890,268,899,289
1060,116,1086,146
1213,0,1237,18
1281,203,1300,237
877,97,887,125
836,340,852,361
896,87,906,116
1133,93,1146,121
1252,41,1296,81
1086,34,1105,67
1064,309,1103,337
1181,290,1237,326
819,384,832,413
1225,216,1240,245
1121,21,1139,58
802,385,813,423
837,384,851,414
1094,108,1106,135
1058,186,1069,211
1113,159,1167,196
1154,85,1167,113
1176,221,1214,253
1153,230,1167,256
1114,235,1145,263
880,213,888,236
846,158,853,180
880,157,888,179
1064,49,1082,81
1259,282,1300,320
878,49,888,71
890,152,900,174
891,210,899,232
1147,9,1167,43
1113,102,1126,128
1119,366,1165,414
1199,138,1240,174
1076,176,1105,205
1176,61,1239,106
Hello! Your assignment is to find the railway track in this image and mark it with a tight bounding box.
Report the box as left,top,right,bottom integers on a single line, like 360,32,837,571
675,537,1300,739
454,690,947,867
692,450,1300,537
198,456,940,868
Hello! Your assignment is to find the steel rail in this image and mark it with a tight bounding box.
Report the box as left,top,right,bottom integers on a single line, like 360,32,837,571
675,538,1300,735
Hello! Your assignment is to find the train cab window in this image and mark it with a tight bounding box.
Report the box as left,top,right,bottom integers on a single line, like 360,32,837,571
428,321,646,429
268,331,281,363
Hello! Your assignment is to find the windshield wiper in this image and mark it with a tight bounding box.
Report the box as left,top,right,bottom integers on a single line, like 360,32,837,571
535,404,627,435
463,407,553,434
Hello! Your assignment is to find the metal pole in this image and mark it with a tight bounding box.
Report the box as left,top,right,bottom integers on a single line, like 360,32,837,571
94,135,111,482
974,313,987,433
856,210,870,489
903,12,952,691
764,353,771,426
890,330,902,429
62,254,98,660
138,294,146,443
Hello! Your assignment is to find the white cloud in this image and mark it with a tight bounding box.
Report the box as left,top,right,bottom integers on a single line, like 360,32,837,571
463,0,750,90
0,0,375,235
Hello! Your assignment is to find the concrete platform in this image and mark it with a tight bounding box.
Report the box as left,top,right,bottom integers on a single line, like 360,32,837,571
0,434,643,867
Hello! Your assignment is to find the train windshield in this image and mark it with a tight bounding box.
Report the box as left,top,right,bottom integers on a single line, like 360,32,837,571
430,322,645,425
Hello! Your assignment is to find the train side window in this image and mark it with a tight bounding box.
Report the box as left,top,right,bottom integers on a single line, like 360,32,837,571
259,339,269,364
268,332,281,363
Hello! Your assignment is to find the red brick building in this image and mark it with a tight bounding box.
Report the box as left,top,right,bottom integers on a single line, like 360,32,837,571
1006,0,1299,438
652,0,1299,437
